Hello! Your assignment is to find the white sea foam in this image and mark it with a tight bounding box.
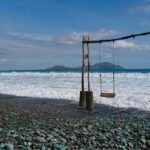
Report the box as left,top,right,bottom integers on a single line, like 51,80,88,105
0,72,150,110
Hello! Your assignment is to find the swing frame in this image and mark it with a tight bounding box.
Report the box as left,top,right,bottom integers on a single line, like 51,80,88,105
79,32,150,110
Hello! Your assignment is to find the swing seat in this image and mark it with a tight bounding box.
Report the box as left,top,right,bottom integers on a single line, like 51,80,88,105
100,92,116,98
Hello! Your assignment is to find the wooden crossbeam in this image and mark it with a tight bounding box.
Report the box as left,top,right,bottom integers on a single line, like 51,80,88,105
82,32,150,44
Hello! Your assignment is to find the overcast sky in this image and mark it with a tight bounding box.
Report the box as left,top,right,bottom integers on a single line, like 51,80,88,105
0,0,150,70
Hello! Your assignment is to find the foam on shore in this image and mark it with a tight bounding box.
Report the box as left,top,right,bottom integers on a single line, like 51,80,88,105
0,72,149,110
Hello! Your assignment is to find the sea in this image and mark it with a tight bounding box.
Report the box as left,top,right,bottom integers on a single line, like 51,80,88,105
0,69,150,111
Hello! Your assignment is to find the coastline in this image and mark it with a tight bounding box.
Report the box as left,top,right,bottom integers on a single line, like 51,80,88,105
0,93,149,118
0,94,150,149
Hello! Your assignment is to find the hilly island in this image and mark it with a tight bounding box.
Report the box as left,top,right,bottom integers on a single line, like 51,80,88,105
47,62,124,71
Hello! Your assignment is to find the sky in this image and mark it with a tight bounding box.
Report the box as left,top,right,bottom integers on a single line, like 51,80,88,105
0,0,150,70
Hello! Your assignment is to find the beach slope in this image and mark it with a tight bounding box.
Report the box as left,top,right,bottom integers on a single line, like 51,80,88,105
0,94,150,149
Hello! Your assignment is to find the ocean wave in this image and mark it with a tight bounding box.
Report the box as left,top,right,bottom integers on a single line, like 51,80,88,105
0,72,149,110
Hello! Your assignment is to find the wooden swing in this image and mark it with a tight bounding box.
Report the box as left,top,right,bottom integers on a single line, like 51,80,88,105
100,92,116,98
99,42,116,98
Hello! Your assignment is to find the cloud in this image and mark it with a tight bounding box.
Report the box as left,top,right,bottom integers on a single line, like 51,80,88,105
136,5,150,13
139,20,150,27
1,30,149,52
0,58,10,64
56,29,119,45
3,29,119,46
115,40,136,49
5,32,53,43
130,3,150,13
114,40,150,51
1,30,149,53
0,29,149,69
0,32,82,69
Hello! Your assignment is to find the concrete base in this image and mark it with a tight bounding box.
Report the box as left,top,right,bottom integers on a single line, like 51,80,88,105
79,91,86,107
86,91,94,111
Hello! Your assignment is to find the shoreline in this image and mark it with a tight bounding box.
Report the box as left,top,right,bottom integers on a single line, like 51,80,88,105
0,93,150,149
0,93,149,117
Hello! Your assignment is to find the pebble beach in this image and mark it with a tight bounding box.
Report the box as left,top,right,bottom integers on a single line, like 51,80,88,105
0,94,150,150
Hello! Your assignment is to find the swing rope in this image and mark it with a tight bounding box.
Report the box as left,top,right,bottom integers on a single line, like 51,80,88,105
99,42,116,98
112,41,115,94
99,44,103,93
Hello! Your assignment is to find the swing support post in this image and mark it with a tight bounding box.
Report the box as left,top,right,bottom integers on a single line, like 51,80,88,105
79,36,94,111
79,37,86,107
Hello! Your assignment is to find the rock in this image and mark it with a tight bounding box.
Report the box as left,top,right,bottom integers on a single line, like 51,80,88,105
70,135,76,141
33,143,41,149
35,131,46,138
128,142,133,148
52,143,66,150
146,140,150,146
53,128,59,133
5,132,11,137
36,137,46,143
5,143,14,150
40,145,47,150
20,147,28,150
27,142,32,147
140,136,146,144
46,134,54,141
121,138,127,144
15,145,24,149
35,130,41,136
12,134,18,138
61,138,67,143
45,143,52,148
82,127,87,132
87,140,92,149
88,125,92,130
26,136,32,142
118,145,126,150
51,138,57,142
0,142,5,149
24,142,27,146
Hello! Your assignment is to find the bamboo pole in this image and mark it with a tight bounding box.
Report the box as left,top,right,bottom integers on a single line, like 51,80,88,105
79,36,86,107
87,42,90,91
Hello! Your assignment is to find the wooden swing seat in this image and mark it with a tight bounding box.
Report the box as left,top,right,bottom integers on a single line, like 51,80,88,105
100,92,116,98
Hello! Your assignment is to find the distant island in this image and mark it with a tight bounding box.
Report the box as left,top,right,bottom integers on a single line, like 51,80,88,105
47,62,124,71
